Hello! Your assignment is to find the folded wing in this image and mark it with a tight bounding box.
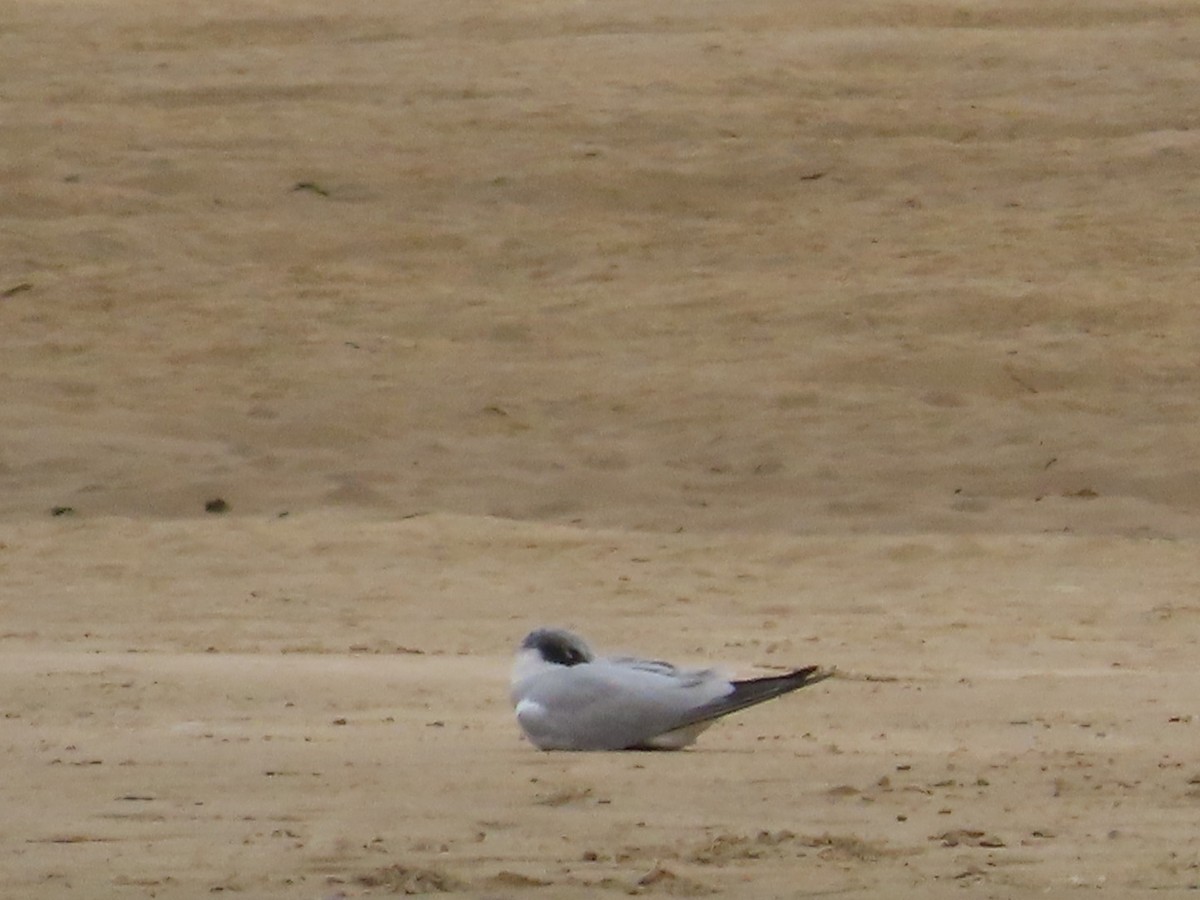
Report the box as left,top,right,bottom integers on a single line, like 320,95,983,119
669,665,833,732
515,660,731,750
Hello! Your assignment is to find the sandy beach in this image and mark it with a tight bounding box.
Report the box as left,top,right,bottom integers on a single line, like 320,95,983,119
3,0,1200,896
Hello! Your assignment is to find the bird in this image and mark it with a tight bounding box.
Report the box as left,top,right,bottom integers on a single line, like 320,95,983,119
510,627,832,750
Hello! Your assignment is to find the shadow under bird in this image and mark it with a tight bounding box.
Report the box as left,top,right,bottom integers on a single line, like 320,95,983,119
511,628,833,750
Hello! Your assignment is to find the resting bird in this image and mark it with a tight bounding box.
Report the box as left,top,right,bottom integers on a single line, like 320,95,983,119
510,628,832,750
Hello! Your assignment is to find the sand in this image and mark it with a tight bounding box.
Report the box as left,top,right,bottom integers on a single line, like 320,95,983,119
3,0,1200,896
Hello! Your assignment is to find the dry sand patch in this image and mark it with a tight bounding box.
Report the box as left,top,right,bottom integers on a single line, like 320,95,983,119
3,0,1200,896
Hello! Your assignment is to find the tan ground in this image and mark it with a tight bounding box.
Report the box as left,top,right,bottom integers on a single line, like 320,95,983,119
3,0,1200,897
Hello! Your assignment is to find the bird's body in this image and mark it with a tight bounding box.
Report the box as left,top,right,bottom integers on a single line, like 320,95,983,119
510,628,832,751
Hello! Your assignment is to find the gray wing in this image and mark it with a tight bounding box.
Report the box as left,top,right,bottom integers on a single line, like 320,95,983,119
515,659,732,751
606,655,717,686
667,665,833,731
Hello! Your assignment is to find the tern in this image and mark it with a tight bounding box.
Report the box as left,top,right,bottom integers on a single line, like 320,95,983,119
511,628,832,750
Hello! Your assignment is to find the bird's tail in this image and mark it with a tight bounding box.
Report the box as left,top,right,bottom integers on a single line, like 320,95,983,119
677,665,833,730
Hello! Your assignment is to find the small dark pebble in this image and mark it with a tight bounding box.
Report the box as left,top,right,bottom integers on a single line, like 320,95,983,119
205,498,229,514
292,181,330,196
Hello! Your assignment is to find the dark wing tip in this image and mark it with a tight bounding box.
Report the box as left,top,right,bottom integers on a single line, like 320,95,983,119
674,663,833,731
729,664,834,696
785,664,836,687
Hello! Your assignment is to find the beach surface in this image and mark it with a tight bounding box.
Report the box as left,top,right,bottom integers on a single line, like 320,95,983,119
3,0,1199,896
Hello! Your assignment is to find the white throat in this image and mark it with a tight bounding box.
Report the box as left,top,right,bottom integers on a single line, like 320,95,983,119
511,646,558,688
